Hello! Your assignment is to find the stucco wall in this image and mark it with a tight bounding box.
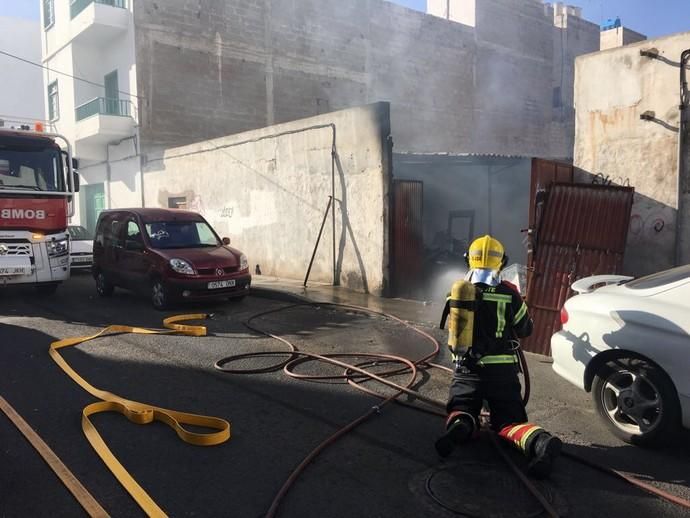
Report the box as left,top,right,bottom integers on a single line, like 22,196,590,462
393,154,531,265
133,0,599,159
142,103,392,295
574,32,690,275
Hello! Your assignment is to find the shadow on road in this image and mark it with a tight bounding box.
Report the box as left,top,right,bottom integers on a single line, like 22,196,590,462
0,311,445,517
564,434,690,490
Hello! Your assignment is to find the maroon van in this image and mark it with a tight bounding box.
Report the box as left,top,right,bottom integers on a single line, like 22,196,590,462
92,208,250,309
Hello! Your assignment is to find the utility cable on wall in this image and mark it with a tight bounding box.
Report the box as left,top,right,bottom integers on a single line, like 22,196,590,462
0,49,143,100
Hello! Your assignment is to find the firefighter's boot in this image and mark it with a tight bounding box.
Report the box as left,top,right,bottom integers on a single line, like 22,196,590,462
435,413,474,458
527,432,562,479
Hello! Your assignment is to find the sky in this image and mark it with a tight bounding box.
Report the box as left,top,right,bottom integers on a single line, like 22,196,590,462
0,0,687,38
392,0,688,38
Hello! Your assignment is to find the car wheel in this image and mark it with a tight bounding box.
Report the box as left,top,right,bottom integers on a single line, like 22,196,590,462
95,272,114,297
592,357,679,447
151,280,170,310
36,283,58,295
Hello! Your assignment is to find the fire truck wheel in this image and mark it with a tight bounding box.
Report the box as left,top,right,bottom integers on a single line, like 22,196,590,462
96,272,114,297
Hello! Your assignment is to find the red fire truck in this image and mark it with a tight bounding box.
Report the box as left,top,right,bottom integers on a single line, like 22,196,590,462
0,127,79,293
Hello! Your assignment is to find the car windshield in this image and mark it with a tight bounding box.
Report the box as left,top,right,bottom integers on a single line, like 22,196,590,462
145,221,219,249
68,226,92,240
625,264,690,290
0,147,65,192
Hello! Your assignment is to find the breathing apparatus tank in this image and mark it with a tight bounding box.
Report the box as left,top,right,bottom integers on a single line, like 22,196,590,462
439,279,477,359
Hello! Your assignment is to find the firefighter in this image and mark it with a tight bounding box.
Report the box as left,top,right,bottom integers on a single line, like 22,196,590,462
435,235,562,478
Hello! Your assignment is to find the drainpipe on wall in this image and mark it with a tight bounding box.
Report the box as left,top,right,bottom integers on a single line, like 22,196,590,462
675,49,690,266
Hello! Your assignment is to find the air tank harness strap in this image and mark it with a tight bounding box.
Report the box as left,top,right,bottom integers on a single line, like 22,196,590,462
439,298,479,329
49,314,231,518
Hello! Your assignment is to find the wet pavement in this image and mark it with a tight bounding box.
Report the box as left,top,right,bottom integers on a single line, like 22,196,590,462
0,273,689,517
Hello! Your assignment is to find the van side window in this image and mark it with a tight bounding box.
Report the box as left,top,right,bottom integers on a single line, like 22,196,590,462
107,219,122,248
126,221,143,243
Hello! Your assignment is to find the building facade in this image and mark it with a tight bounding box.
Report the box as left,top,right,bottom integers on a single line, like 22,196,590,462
0,16,45,127
574,31,690,275
40,0,139,233
39,0,633,235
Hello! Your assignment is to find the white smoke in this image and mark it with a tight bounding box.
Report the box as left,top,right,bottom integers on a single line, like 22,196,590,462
428,266,468,302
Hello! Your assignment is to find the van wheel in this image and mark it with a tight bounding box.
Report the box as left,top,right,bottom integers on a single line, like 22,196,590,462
151,280,170,310
96,272,114,297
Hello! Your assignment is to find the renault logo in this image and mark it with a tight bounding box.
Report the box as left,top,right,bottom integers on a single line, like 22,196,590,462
0,244,8,256
216,268,224,277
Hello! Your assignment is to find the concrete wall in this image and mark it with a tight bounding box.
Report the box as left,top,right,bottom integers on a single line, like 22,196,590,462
133,0,600,159
427,0,475,26
551,10,600,158
574,32,690,275
600,27,647,51
142,103,392,295
393,154,531,265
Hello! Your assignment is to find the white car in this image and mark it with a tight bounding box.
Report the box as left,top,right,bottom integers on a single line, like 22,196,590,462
551,265,690,446
68,225,93,270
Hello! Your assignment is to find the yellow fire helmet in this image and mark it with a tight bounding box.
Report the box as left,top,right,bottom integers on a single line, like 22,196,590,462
467,235,506,271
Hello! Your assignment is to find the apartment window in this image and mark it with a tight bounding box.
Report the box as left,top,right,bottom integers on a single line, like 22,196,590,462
48,81,59,121
43,0,55,30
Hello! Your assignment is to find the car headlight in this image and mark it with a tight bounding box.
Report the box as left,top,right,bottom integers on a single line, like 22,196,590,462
169,258,195,275
240,254,248,272
47,239,69,257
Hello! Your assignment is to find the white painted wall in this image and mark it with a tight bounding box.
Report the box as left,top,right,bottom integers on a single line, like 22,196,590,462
143,103,392,295
0,16,44,123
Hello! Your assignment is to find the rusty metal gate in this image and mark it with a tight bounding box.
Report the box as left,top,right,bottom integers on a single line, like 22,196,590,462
528,158,574,268
523,183,634,356
392,180,423,298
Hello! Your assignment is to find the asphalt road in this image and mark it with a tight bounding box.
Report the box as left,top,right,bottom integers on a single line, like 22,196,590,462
1,274,689,518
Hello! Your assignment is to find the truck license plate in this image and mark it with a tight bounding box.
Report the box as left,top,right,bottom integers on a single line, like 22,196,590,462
208,280,236,290
72,256,92,263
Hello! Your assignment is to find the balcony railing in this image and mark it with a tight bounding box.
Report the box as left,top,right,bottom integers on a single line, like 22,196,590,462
70,0,127,19
75,97,131,121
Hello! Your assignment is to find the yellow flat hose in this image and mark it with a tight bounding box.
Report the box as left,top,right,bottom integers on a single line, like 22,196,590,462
49,314,231,517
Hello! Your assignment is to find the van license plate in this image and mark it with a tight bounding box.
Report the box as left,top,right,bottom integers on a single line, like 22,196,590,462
208,280,236,290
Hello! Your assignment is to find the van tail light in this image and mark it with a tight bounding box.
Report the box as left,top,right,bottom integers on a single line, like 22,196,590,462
560,307,569,325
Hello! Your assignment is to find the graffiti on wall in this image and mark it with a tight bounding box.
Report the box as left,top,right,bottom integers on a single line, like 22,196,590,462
591,173,631,187
628,212,669,243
